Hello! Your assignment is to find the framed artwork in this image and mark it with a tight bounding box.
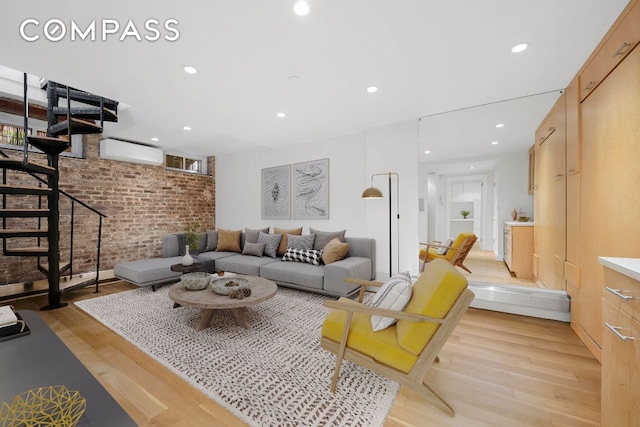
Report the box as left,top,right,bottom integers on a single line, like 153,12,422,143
261,165,291,219
293,158,329,220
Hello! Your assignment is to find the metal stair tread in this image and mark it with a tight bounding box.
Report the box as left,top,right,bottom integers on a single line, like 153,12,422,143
0,159,56,175
49,118,103,136
39,259,71,274
54,86,118,109
4,246,48,255
0,208,49,217
52,106,118,122
0,184,51,195
0,228,48,237
26,134,71,155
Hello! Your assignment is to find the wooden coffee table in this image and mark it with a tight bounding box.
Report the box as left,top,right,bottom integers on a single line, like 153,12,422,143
168,275,277,330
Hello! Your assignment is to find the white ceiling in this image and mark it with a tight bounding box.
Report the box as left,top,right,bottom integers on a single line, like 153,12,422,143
0,0,629,161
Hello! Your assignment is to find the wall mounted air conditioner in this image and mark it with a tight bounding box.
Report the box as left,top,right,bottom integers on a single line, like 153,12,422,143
99,138,163,166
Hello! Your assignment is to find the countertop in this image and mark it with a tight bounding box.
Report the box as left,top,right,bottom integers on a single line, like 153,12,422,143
598,257,640,281
504,221,534,227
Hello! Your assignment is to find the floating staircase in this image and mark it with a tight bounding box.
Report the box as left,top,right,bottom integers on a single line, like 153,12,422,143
0,75,116,308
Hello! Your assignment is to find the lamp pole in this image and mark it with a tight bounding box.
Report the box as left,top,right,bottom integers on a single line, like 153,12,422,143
362,172,399,278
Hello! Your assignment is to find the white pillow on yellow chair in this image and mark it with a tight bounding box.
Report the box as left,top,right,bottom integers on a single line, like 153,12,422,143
370,271,413,332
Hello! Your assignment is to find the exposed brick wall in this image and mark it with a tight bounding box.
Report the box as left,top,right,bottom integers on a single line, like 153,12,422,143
0,134,215,284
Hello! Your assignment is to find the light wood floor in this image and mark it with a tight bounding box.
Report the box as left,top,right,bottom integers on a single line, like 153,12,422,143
460,246,541,288
7,282,601,427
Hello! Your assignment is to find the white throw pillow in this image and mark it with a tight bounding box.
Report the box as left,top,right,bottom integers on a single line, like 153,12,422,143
436,238,454,255
370,271,413,332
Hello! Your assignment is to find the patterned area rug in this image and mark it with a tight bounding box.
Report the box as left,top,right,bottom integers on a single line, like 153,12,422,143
75,286,399,426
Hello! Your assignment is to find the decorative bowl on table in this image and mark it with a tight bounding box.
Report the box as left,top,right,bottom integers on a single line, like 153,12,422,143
211,277,250,295
180,272,212,291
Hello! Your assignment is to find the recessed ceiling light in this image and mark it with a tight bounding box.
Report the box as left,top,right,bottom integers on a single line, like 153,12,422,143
511,43,529,53
491,141,499,145
288,75,301,83
151,137,159,142
183,126,191,131
496,123,504,128
366,86,378,93
470,166,475,170
183,65,198,74
424,150,431,154
293,0,310,16
277,112,286,118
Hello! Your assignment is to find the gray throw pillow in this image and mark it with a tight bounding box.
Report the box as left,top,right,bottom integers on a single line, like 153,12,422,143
245,227,270,244
205,230,218,251
287,233,315,250
242,242,266,257
309,228,346,250
257,231,282,258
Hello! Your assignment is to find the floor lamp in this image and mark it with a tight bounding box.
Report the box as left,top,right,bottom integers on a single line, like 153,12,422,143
362,172,400,278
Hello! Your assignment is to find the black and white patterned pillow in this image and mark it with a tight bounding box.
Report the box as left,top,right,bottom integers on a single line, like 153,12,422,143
282,247,323,266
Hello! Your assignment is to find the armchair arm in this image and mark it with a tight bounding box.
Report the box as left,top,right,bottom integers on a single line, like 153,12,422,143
344,277,384,303
324,298,445,325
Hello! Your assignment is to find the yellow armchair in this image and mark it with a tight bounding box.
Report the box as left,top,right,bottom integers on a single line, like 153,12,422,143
418,232,477,273
320,259,474,416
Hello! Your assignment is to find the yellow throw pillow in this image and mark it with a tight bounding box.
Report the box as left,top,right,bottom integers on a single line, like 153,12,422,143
321,237,350,264
215,229,242,252
274,227,303,256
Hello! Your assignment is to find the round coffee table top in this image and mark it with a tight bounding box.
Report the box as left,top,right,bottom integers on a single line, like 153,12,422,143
168,275,277,310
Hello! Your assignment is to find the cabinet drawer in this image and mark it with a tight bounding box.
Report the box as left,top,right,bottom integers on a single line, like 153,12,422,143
605,1,640,70
603,267,640,319
580,49,608,101
601,299,640,427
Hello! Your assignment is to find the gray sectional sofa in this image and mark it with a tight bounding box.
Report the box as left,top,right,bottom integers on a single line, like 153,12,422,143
114,230,376,298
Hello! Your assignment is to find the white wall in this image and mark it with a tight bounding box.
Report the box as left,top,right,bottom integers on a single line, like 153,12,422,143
216,132,368,235
364,120,420,278
216,119,421,280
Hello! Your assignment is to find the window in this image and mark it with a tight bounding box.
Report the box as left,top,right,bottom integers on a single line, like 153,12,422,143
165,154,204,174
0,114,82,158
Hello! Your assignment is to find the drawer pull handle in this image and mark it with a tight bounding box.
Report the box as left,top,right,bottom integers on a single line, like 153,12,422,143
567,168,575,173
547,127,555,133
613,42,632,57
583,81,596,91
606,286,633,300
605,322,635,341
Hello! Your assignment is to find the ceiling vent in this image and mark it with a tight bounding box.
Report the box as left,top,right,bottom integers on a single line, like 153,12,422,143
99,138,163,166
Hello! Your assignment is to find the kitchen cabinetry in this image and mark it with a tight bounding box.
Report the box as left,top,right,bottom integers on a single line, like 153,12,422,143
504,222,533,279
599,258,640,427
533,93,566,291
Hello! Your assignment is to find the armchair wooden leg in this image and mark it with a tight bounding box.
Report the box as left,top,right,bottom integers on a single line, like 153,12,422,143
330,311,354,393
459,264,472,274
423,382,455,417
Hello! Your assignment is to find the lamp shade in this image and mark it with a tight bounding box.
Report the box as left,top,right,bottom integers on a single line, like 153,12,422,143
362,186,383,199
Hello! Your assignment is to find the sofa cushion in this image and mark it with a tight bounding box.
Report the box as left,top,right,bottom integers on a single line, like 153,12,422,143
321,237,350,264
287,233,315,250
274,227,303,256
260,260,324,290
215,254,279,276
370,271,413,331
242,242,266,257
257,231,282,258
396,259,468,355
114,257,183,286
245,227,270,244
321,304,417,373
282,247,323,266
216,229,242,253
310,228,346,250
205,230,218,251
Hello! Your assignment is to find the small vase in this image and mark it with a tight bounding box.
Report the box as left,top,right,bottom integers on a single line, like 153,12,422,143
512,209,518,221
182,246,194,266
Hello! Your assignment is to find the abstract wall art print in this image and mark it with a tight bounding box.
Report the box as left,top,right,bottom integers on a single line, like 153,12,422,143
293,158,329,220
262,165,291,219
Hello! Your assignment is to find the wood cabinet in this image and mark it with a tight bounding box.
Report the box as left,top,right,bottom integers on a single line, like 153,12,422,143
565,77,580,175
600,261,640,427
578,43,640,357
580,1,640,102
534,93,566,291
504,223,533,279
